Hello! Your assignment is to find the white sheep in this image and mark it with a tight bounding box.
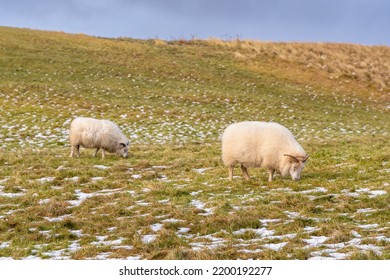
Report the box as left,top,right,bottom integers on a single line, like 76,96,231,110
222,121,309,182
69,117,129,158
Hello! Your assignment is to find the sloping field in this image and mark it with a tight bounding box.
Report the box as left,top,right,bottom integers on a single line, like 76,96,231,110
0,27,389,259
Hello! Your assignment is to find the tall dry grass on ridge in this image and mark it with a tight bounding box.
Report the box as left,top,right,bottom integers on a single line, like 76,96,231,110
207,38,390,92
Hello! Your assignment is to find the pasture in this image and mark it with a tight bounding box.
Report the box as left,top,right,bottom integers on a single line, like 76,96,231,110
0,27,389,259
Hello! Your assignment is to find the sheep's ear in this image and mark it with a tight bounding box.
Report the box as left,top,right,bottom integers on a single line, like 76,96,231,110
119,143,126,148
302,155,310,162
283,154,299,162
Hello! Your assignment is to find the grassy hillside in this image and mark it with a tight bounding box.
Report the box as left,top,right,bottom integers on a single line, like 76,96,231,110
0,26,389,260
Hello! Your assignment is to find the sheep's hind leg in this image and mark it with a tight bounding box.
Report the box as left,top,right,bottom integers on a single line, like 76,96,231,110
241,165,250,180
93,147,100,157
71,145,80,157
101,149,106,159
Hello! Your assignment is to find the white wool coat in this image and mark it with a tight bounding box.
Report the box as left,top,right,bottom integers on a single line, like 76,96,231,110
69,117,129,153
222,121,306,175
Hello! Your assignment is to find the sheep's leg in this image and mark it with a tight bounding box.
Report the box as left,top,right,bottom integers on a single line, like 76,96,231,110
228,166,234,180
268,168,275,182
241,165,250,180
101,149,106,159
73,145,80,157
93,147,100,157
70,146,75,157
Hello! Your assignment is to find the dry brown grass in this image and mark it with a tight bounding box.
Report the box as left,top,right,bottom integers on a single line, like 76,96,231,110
207,38,390,96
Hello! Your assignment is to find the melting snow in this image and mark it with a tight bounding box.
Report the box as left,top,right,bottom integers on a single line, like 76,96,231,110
233,227,275,237
94,165,110,170
142,235,157,244
150,223,163,232
263,242,288,251
178,227,190,234
358,224,379,229
190,199,213,216
36,177,55,183
192,168,211,174
303,236,328,247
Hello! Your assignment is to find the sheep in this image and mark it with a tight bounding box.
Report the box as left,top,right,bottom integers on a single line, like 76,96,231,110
69,117,129,158
221,121,309,182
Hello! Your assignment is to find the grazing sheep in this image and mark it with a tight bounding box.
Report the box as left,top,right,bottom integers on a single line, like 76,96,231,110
69,117,129,158
222,121,309,182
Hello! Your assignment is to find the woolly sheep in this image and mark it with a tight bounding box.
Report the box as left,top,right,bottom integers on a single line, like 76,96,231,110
69,117,129,158
222,121,309,182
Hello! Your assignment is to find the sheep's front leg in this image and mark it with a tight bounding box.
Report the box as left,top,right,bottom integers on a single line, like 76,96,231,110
70,145,80,157
70,146,75,157
268,168,275,182
241,165,250,180
228,166,234,180
101,149,106,159
93,147,100,157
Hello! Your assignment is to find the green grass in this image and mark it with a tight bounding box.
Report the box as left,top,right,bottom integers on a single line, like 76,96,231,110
0,26,389,260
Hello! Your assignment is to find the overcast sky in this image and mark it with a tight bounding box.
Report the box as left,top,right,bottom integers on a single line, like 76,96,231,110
1,0,389,45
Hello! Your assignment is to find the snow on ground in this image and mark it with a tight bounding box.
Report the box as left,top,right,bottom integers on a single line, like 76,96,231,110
0,164,388,259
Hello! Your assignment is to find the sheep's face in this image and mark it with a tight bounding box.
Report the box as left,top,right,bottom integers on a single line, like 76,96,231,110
116,142,129,158
289,161,305,181
284,154,309,181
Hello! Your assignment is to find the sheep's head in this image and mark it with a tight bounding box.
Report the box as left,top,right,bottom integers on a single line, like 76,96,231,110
117,141,129,158
283,154,309,181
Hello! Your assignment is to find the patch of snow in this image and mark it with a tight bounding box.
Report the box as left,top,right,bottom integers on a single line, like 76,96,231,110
142,235,157,244
356,208,376,213
178,227,190,234
263,242,288,251
192,168,211,174
152,165,168,169
0,186,25,198
368,190,387,198
23,255,42,260
125,255,142,260
375,235,390,242
36,177,55,183
303,226,319,233
233,227,274,237
151,223,163,232
94,165,110,170
112,245,133,250
259,218,281,225
0,241,10,249
358,224,379,229
64,176,79,182
299,187,327,194
136,201,150,206
190,190,202,196
162,218,186,223
91,237,124,247
44,214,72,222
284,211,301,219
191,235,226,251
67,188,123,207
268,233,297,240
303,236,328,247
69,230,84,237
91,177,104,182
94,252,111,260
190,199,213,216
